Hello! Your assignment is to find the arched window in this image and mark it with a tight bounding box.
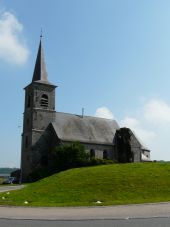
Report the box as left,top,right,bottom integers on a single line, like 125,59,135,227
40,94,48,108
90,149,95,158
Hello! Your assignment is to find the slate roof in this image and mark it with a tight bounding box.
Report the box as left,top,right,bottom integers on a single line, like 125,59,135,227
32,39,51,84
129,129,150,151
51,112,120,145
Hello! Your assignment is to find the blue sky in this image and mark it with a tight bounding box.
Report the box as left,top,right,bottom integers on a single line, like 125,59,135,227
1,0,170,167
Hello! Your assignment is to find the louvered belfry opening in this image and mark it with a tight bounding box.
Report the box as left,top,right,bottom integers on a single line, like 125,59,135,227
41,94,48,108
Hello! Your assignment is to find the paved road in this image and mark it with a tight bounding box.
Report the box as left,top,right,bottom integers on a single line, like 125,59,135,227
1,218,170,227
1,202,170,220
1,203,170,226
0,185,24,193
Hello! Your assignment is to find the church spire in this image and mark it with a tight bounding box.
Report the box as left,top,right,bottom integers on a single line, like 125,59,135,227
32,37,49,83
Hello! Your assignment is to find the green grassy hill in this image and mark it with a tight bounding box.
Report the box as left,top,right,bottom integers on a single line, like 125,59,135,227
1,162,170,206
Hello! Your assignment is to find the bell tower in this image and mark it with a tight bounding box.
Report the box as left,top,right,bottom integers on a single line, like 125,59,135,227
21,38,57,181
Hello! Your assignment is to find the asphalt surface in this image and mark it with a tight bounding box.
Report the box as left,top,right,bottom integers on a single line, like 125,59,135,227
1,218,170,227
1,202,170,226
0,185,24,193
1,202,170,220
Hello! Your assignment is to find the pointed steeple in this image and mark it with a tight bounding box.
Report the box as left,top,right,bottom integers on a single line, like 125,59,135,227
32,38,49,83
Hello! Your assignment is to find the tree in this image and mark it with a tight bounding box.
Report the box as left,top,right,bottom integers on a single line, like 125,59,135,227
50,142,89,173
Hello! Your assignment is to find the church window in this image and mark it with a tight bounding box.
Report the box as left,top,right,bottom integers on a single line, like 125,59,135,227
25,136,28,148
103,150,108,159
90,149,95,158
40,94,48,108
27,95,31,108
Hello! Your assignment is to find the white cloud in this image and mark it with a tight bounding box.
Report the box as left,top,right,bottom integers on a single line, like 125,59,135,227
95,107,114,119
0,11,29,65
120,98,170,160
120,117,139,129
143,99,170,124
94,99,170,161
94,107,156,146
120,117,156,146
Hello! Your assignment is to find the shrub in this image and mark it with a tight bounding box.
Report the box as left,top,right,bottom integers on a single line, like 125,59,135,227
50,142,90,173
89,158,116,166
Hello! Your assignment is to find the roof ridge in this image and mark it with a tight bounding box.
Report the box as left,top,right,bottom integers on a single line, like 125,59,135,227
55,111,117,121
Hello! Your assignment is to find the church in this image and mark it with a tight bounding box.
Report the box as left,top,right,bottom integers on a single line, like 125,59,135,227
21,39,150,181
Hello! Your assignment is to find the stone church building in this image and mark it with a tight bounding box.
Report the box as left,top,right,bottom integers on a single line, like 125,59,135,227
21,39,150,181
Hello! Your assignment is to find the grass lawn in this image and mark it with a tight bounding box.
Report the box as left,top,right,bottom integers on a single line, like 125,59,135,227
0,162,170,207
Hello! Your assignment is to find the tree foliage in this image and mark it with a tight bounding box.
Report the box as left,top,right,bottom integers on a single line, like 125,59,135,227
50,142,89,172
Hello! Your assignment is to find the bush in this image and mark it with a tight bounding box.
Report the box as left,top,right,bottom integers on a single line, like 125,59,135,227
89,158,116,166
50,142,90,173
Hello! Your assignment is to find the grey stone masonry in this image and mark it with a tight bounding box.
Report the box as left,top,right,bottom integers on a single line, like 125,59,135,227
21,39,57,181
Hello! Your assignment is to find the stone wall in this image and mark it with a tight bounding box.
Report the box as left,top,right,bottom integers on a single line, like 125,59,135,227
114,127,145,163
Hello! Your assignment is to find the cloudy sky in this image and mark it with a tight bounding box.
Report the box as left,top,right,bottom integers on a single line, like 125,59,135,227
0,0,170,167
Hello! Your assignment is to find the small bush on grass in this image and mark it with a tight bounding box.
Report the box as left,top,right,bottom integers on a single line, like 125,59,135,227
89,158,116,165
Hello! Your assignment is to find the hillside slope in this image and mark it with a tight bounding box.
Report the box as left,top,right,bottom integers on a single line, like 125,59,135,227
1,163,170,206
